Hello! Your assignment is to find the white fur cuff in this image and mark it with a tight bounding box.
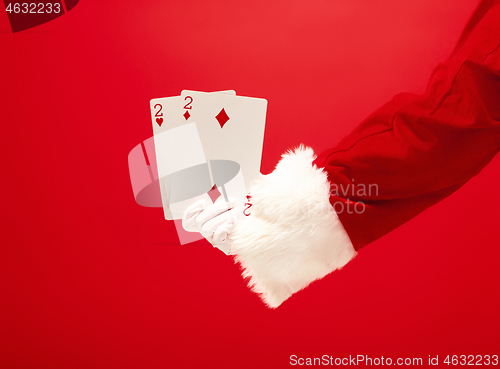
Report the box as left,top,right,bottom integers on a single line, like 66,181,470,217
228,146,356,308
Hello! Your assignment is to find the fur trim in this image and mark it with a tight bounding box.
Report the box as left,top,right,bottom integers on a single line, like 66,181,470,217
228,146,356,308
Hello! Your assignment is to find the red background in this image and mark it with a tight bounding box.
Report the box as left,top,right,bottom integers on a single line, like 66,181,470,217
1,1,499,368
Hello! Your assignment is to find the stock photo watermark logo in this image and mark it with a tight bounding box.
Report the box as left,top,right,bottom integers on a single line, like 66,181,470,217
330,181,379,214
3,1,79,33
259,181,379,218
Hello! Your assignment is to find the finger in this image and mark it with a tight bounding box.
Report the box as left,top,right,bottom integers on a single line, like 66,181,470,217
212,216,237,245
182,200,207,232
194,199,236,231
199,211,234,240
212,215,237,255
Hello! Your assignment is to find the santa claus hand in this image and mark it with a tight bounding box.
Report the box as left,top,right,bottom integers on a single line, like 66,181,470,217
182,197,238,255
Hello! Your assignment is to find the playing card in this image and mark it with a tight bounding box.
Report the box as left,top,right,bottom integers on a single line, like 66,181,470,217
178,90,267,199
150,90,236,220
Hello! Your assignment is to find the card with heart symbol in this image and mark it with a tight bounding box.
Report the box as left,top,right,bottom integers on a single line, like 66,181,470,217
149,90,236,220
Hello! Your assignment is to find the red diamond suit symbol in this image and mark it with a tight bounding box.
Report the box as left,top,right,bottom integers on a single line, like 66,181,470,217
207,184,222,203
215,108,230,128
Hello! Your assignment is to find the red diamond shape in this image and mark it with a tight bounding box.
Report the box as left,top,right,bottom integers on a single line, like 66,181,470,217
207,184,221,203
183,111,191,120
215,108,230,128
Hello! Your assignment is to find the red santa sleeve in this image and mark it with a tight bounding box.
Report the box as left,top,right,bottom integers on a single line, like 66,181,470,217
228,0,500,308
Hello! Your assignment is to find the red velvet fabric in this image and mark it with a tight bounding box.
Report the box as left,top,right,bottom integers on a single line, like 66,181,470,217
313,0,500,250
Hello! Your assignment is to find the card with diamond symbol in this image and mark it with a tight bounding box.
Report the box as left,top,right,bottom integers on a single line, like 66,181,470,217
179,90,268,197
